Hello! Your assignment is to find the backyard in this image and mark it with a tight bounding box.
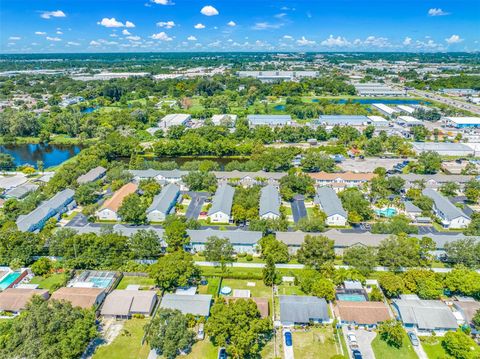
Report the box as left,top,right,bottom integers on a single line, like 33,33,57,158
29,273,69,292
93,318,150,359
371,330,418,359
115,276,155,290
292,326,345,359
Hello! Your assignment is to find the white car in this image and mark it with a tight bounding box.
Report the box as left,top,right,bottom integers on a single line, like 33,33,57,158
347,332,358,348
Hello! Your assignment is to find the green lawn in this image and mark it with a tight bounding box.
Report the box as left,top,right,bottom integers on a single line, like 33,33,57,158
221,278,272,298
116,276,155,290
184,338,218,359
371,331,418,359
30,273,68,292
198,277,222,297
421,337,452,359
292,326,343,359
93,319,150,359
277,283,305,296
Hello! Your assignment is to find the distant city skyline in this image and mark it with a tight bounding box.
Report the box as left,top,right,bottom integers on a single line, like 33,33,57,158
1,0,479,53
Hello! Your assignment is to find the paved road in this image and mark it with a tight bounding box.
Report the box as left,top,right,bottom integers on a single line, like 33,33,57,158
344,328,376,359
185,192,208,220
408,89,480,115
291,196,307,223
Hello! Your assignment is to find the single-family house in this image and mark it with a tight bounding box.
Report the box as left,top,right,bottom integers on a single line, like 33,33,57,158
16,188,76,232
335,301,392,327
77,166,107,185
453,299,480,331
259,184,281,220
4,183,39,199
314,187,347,226
187,229,262,254
50,287,106,309
146,184,180,222
404,201,423,219
422,188,471,229
279,295,330,326
96,183,138,221
0,288,50,314
208,184,235,223
160,293,212,317
100,289,157,319
393,297,458,333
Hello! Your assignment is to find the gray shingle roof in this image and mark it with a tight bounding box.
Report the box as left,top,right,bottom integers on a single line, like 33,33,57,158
279,295,329,324
422,188,470,221
259,184,281,217
160,293,212,316
212,170,287,181
4,183,39,199
187,229,262,245
16,188,75,232
393,299,458,330
399,174,473,184
77,166,106,184
404,201,422,213
147,184,180,214
314,187,347,218
129,169,162,178
208,184,235,216
100,289,157,317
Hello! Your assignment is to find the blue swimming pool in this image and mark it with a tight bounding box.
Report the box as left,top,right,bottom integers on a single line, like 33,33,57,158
88,277,113,288
375,208,397,218
0,272,21,290
337,293,367,302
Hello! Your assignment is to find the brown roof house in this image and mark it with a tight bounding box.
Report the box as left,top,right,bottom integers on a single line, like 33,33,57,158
51,287,106,309
453,299,480,331
0,288,50,313
335,301,392,327
225,296,269,319
101,289,157,319
95,183,138,221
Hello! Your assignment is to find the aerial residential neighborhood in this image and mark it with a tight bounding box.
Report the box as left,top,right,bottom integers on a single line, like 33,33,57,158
0,1,480,359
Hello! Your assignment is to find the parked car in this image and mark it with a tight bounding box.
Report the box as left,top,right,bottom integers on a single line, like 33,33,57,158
408,331,419,346
284,331,293,347
218,347,227,359
352,349,363,359
347,332,358,348
197,323,205,340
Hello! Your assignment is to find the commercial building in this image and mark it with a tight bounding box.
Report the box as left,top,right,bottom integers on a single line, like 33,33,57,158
0,288,50,313
247,115,292,127
237,70,318,82
146,184,180,222
445,117,480,129
160,293,212,317
77,166,107,185
314,187,347,226
395,116,423,127
372,103,399,117
279,295,330,326
411,142,474,156
354,83,406,97
393,297,458,333
211,114,237,126
259,184,281,220
188,229,262,254
207,184,235,223
335,301,392,327
96,183,138,221
367,116,389,127
315,115,370,127
51,287,106,309
16,188,76,232
100,289,157,319
422,188,471,229
396,105,416,114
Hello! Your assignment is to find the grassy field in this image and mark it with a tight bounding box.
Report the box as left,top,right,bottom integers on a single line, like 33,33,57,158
421,337,452,359
292,326,343,359
93,319,150,359
116,276,155,290
371,331,418,359
198,276,221,297
185,339,218,359
277,283,305,296
221,278,272,298
30,273,68,292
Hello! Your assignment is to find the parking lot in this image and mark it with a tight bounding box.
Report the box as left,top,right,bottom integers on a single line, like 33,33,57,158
184,191,209,220
343,327,376,359
291,195,307,223
339,158,414,173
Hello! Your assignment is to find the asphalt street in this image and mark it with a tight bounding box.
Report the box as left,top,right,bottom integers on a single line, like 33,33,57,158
185,192,209,219
291,195,307,223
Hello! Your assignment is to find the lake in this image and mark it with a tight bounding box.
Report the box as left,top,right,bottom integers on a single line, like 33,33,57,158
0,144,82,168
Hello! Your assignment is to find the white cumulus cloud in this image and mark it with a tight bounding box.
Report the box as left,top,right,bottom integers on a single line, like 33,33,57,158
428,8,449,16
321,35,350,47
40,10,66,19
125,21,135,28
403,37,412,45
151,0,173,4
151,32,173,41
157,21,175,28
194,23,206,29
445,34,463,44
126,35,141,41
283,35,293,40
46,36,61,41
227,21,236,27
187,35,197,41
296,36,315,46
97,18,135,28
90,40,101,46
200,5,219,16
122,29,131,35
9,36,21,41
35,31,47,35
252,22,283,30
67,41,80,46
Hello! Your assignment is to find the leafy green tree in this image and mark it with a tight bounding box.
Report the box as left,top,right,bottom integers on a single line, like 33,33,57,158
378,320,404,348
204,236,234,272
416,151,441,174
343,246,377,275
138,179,162,198
182,171,217,192
0,296,97,359
129,229,162,259
148,251,199,291
369,286,384,301
402,269,443,299
74,183,98,205
443,330,478,359
118,193,147,224
371,215,418,235
301,152,335,173
338,188,373,222
440,182,460,197
311,278,335,300
465,180,480,204
279,172,315,201
0,153,15,171
377,235,422,270
30,257,53,276
295,212,326,232
444,238,480,268
472,309,480,330
297,235,335,270
145,309,195,359
163,215,188,251
258,235,290,263
205,298,272,359
464,214,480,236
378,272,405,298
263,255,278,286
443,267,480,297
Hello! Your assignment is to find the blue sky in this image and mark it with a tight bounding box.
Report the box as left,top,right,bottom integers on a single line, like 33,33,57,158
1,0,479,53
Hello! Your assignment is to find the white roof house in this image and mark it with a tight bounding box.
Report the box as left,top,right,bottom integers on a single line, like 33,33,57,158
160,114,191,128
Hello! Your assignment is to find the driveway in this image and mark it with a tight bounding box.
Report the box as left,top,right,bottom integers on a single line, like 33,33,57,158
410,334,428,359
291,195,307,223
344,327,376,359
185,192,209,219
66,213,88,227
283,329,294,359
